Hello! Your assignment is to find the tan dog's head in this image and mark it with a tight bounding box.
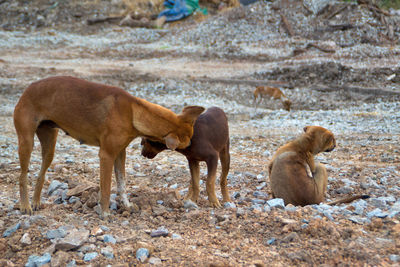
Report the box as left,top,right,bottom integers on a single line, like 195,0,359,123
165,106,205,150
303,126,336,153
283,100,292,111
141,138,167,159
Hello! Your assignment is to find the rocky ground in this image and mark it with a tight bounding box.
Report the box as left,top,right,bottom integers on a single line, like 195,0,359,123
0,0,400,266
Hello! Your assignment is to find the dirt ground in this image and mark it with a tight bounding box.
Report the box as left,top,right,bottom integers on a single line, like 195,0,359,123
0,0,400,266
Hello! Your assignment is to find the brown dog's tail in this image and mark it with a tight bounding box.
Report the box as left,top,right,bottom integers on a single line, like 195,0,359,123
326,194,370,205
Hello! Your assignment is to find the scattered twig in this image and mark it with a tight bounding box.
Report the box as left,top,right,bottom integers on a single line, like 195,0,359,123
87,16,123,25
324,5,348,20
190,77,292,88
280,13,294,37
306,43,335,53
313,84,400,96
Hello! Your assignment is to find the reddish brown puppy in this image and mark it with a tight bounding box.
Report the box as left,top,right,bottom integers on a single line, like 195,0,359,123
13,76,204,218
141,107,231,208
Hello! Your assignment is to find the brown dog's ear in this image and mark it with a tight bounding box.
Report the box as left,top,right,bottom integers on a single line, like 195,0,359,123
164,133,180,150
179,106,205,125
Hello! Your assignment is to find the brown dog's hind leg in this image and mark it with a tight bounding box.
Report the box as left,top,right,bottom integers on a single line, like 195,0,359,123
185,160,200,203
312,163,328,203
14,111,37,214
206,154,221,208
99,147,118,219
32,125,58,210
219,143,231,203
114,148,132,210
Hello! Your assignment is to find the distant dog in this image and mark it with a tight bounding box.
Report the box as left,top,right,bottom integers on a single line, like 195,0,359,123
253,86,292,111
268,126,335,206
141,107,231,208
13,76,204,218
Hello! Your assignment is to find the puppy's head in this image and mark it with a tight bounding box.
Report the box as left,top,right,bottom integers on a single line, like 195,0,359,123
283,100,292,111
303,126,336,153
141,138,167,159
172,105,204,149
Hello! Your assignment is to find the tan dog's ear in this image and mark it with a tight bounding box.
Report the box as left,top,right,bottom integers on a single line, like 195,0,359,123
179,106,205,125
164,133,180,150
303,126,309,132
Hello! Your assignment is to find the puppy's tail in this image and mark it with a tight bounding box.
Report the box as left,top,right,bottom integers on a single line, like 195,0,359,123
326,194,370,205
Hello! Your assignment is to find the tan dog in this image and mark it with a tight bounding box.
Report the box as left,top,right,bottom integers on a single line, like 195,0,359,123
268,126,336,206
13,76,205,218
253,86,292,111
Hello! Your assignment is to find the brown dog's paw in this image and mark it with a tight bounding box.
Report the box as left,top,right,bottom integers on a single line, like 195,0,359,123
20,204,33,215
209,199,222,208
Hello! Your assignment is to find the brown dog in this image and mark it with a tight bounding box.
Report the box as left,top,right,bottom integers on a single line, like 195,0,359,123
141,107,231,208
13,76,205,218
253,86,292,111
268,126,336,206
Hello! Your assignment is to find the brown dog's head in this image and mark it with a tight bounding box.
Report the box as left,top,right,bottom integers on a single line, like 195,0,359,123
166,106,204,150
141,138,167,159
283,100,292,111
303,126,336,153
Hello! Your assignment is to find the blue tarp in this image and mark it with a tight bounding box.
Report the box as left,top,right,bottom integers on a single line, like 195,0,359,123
158,0,207,22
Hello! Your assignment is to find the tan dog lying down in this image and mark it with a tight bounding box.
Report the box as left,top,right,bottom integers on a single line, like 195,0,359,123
13,76,204,218
253,86,292,111
268,126,336,206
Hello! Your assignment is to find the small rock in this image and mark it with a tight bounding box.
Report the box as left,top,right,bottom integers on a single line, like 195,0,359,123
3,222,21,238
262,150,271,157
232,192,240,199
25,253,51,267
55,229,89,251
390,254,400,262
348,216,369,224
256,182,267,190
148,257,162,265
171,233,182,240
253,191,268,199
281,232,299,243
68,196,80,204
83,252,98,262
336,186,353,194
267,198,285,209
136,248,149,263
251,198,266,205
150,226,169,238
101,246,114,259
224,202,236,209
20,233,31,245
66,260,76,267
266,237,276,245
323,211,334,221
183,200,198,210
370,198,389,209
367,208,389,219
285,204,297,212
46,227,67,239
236,207,246,217
103,234,116,244
48,180,68,196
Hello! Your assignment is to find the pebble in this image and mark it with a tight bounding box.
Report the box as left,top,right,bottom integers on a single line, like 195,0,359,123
171,233,182,240
183,200,198,210
367,208,389,219
256,182,266,190
46,227,67,239
101,246,114,259
390,255,400,262
253,191,268,199
136,248,150,262
103,234,117,244
47,180,68,196
266,237,276,245
224,202,236,209
150,226,169,237
267,198,285,209
20,233,32,245
83,252,98,262
251,198,266,205
25,253,51,267
370,198,389,209
68,196,80,204
55,229,89,251
148,257,162,265
3,222,20,237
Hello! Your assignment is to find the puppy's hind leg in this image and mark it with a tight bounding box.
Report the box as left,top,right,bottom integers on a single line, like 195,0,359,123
206,153,221,208
32,125,58,210
14,110,37,214
312,163,328,204
114,148,132,210
219,141,231,203
185,160,200,203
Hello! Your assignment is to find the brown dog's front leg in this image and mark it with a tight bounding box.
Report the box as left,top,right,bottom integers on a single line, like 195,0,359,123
206,154,221,208
219,145,231,203
114,149,132,210
185,160,200,203
99,148,115,219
